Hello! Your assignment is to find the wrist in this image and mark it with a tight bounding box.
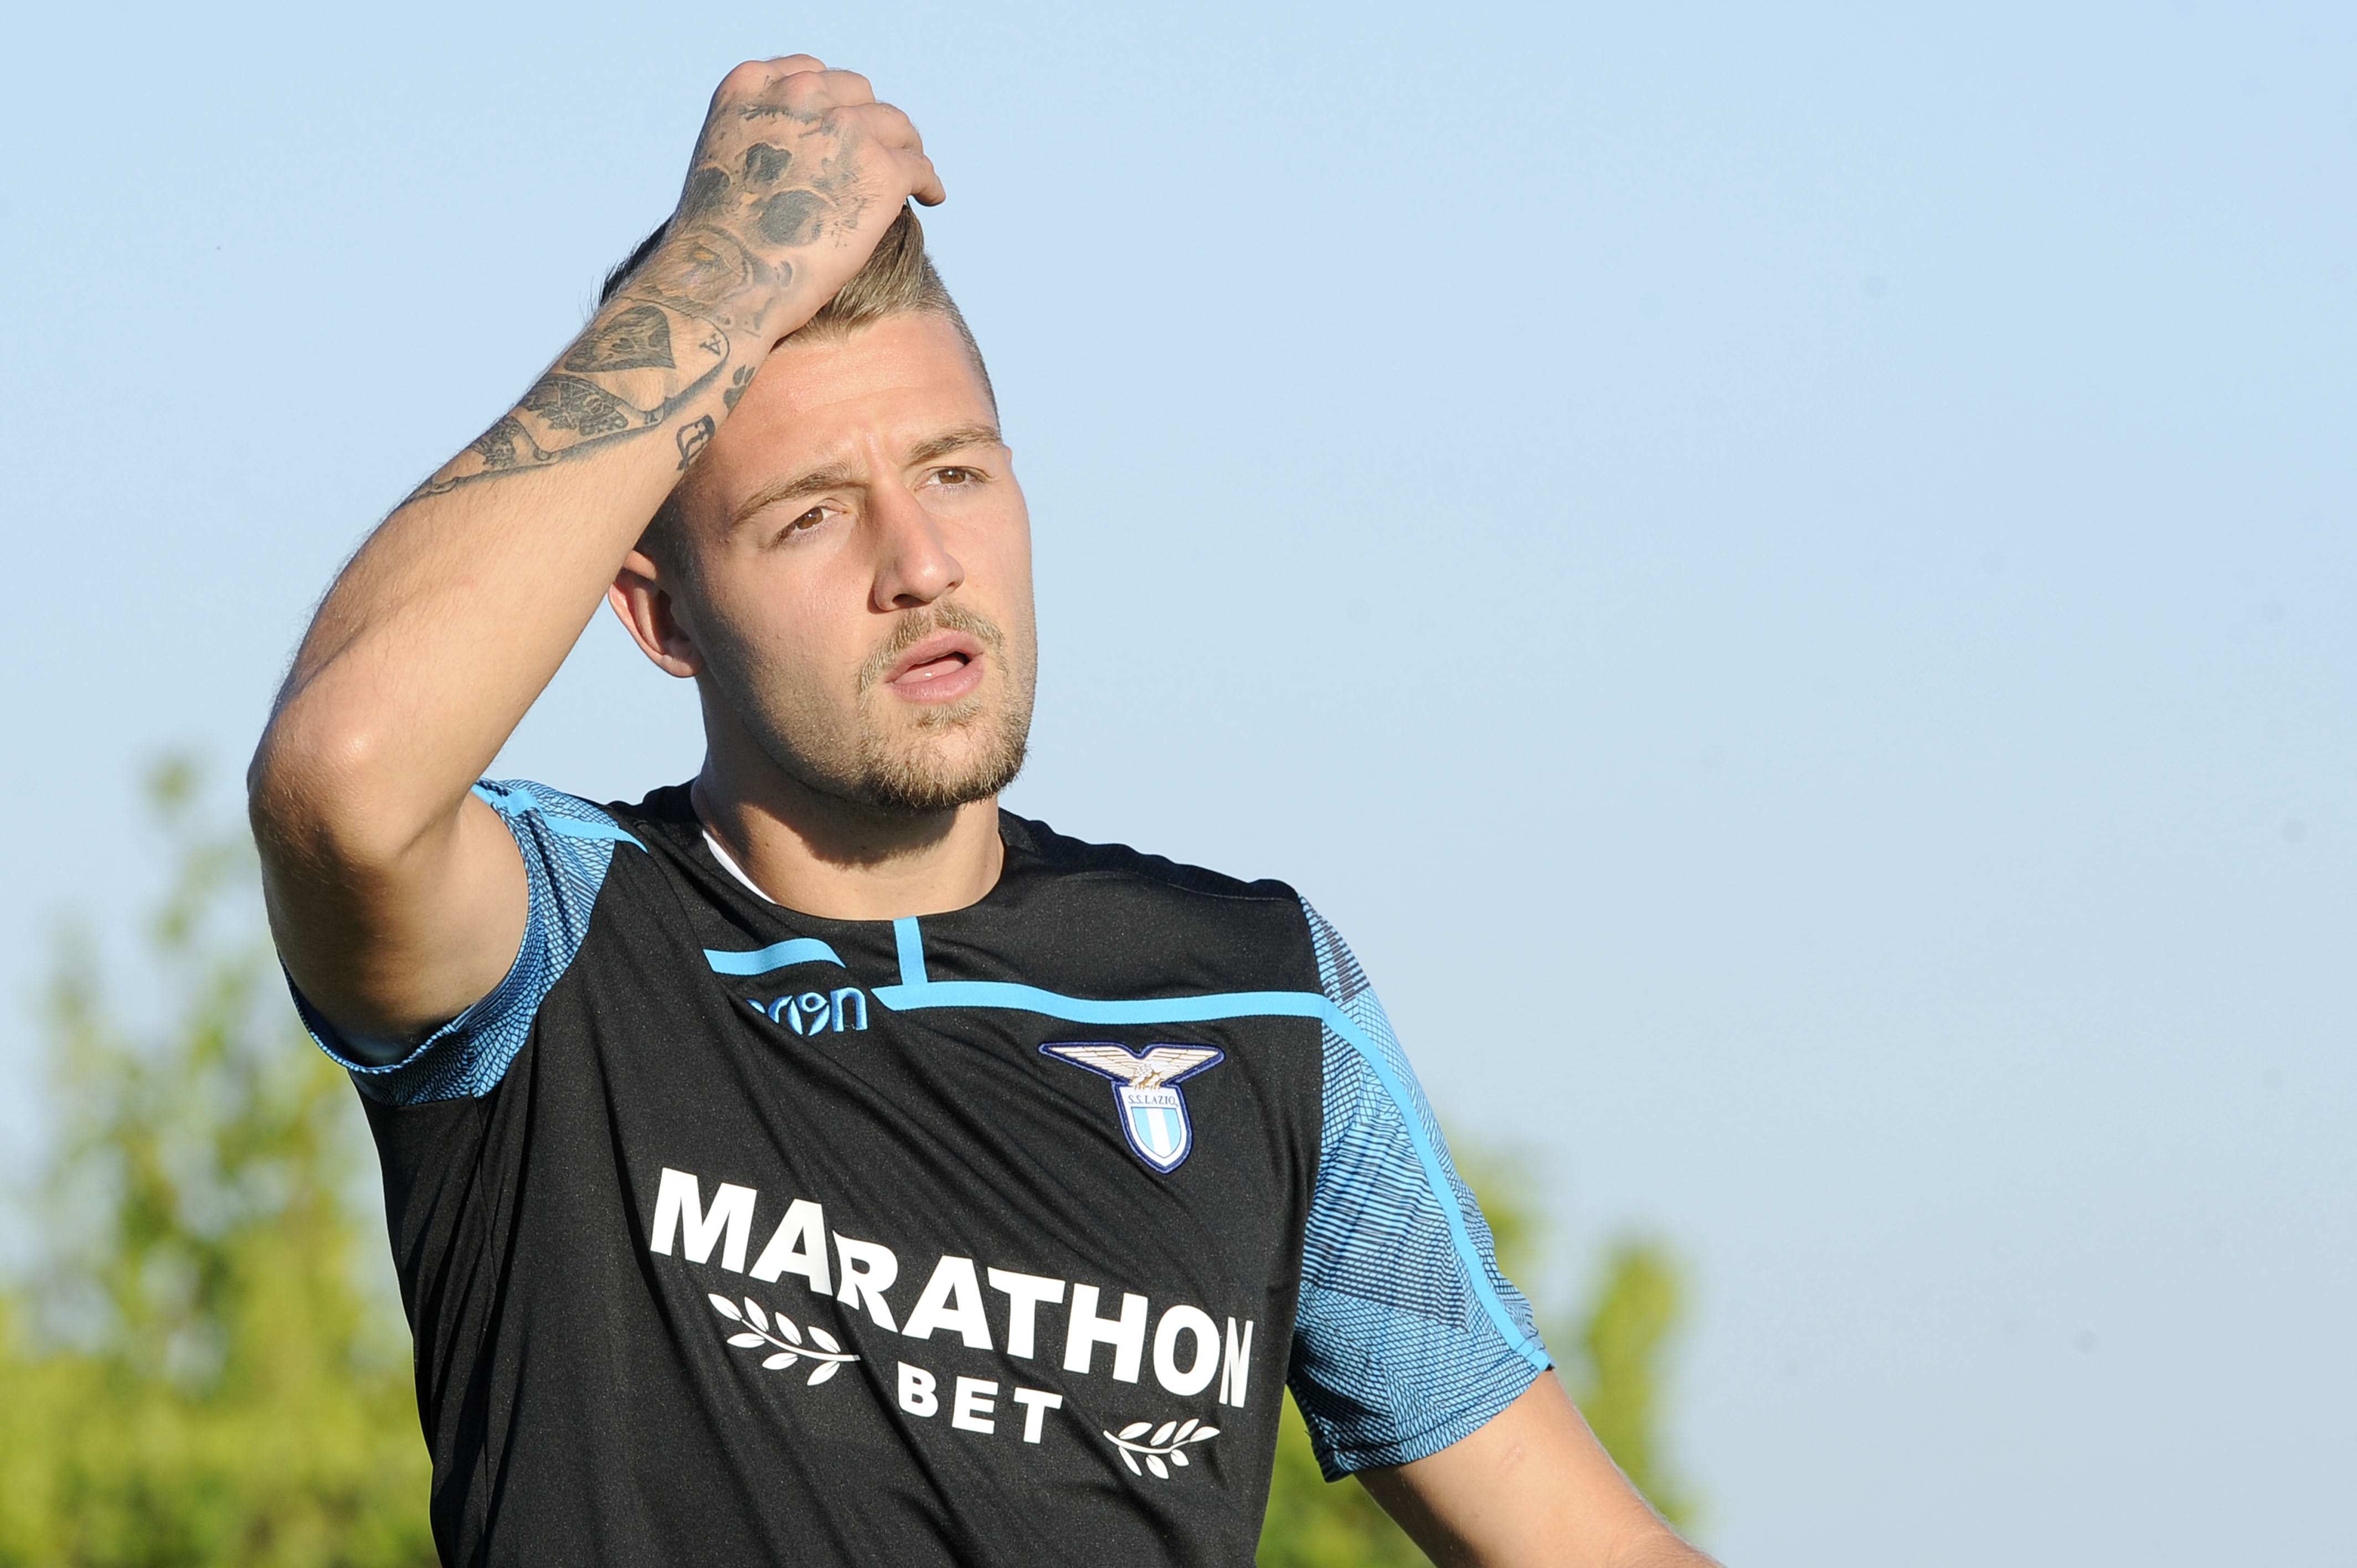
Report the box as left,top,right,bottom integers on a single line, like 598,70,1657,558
614,224,828,350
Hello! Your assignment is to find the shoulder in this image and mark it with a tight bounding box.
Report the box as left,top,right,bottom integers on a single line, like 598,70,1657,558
1004,813,1302,907
997,814,1319,988
475,777,647,849
302,777,646,1107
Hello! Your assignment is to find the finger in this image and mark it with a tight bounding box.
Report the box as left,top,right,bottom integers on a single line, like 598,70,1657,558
714,54,826,105
847,100,925,156
908,153,946,207
841,104,943,204
796,66,874,109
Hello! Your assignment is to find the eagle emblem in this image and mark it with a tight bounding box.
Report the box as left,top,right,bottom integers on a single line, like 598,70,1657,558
1041,1043,1226,1173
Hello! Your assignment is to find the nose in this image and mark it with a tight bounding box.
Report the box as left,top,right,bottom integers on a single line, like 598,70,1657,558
867,482,965,611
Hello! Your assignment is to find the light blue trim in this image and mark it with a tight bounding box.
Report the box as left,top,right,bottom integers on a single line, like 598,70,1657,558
469,782,645,849
320,777,623,1105
877,981,1326,1025
870,972,1548,1371
702,938,847,976
893,917,928,986
1319,1004,1551,1374
540,814,646,848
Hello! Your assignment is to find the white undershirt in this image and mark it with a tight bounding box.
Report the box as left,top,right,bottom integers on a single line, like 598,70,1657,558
702,829,782,906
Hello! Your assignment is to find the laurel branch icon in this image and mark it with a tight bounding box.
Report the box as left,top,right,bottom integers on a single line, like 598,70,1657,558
1103,1416,1219,1478
708,1293,859,1386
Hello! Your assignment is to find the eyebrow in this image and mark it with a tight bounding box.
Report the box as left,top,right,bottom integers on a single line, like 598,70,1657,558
904,422,1005,467
729,423,1006,528
732,463,859,527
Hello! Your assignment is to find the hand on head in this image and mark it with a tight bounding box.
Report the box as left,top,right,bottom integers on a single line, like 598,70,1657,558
624,56,948,340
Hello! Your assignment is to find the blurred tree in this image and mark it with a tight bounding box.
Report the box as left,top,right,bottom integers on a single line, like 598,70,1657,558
0,757,434,1567
1571,1241,1696,1529
1256,1153,1696,1565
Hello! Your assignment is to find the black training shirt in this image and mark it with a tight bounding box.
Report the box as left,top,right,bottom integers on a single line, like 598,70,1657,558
294,781,1547,1566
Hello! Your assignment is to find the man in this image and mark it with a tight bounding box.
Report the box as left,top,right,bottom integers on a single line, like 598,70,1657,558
249,57,1717,1567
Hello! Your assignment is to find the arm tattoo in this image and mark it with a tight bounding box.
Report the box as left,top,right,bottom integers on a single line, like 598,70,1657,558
523,374,634,437
409,300,730,499
721,363,756,411
406,86,886,505
562,303,675,373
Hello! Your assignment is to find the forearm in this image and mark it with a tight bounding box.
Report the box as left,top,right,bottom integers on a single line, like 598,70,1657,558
253,56,922,864
1609,1538,1721,1568
1363,1374,1721,1568
247,56,944,1039
256,289,763,852
244,293,759,1035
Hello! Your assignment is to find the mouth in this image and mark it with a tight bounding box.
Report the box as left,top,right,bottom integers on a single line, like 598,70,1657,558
878,630,987,705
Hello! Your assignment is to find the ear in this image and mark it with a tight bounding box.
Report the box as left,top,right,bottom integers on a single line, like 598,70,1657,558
608,549,706,678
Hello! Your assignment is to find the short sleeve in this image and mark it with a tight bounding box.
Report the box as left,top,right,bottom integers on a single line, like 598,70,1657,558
289,778,641,1106
1288,900,1552,1478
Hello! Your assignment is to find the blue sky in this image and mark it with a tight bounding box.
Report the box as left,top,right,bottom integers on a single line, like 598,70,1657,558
3,2,2351,1561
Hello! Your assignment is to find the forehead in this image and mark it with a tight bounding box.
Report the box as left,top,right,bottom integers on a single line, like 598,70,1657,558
703,313,996,479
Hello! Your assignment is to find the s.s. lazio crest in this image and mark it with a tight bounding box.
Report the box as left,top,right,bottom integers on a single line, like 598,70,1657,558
1040,1043,1226,1173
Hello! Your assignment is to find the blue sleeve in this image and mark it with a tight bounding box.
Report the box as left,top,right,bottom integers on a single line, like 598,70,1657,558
289,779,640,1106
1288,900,1552,1478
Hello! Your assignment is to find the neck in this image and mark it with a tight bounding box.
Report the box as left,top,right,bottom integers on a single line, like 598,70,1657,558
691,752,1005,921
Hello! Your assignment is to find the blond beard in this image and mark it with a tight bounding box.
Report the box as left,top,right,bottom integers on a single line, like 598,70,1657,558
709,597,1035,816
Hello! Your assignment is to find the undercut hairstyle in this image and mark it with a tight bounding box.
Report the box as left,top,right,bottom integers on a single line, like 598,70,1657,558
601,205,994,577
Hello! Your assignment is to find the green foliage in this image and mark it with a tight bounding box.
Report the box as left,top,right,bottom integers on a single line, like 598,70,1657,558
1256,1152,1696,1564
1570,1242,1696,1529
1256,1396,1429,1568
0,759,435,1567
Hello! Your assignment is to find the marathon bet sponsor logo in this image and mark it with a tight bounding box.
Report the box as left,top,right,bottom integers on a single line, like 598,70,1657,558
1038,1043,1224,1173
896,1362,1064,1442
1103,1415,1219,1479
649,1167,1259,1464
708,1293,857,1385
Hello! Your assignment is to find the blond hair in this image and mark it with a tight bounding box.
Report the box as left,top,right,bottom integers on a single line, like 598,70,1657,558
600,205,991,400
600,205,993,572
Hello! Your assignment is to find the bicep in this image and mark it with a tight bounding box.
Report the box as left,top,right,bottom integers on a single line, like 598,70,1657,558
263,788,530,1058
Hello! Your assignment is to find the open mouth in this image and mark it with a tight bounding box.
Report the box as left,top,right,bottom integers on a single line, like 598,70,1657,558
897,652,970,683
879,631,987,703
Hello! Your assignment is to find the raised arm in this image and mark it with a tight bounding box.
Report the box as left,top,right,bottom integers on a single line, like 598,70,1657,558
248,57,941,1055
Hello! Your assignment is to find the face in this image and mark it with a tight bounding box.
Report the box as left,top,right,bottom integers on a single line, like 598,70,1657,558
611,312,1035,816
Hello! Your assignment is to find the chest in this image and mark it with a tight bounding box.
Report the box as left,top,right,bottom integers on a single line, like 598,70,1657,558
502,885,1327,1467
549,924,1324,1278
